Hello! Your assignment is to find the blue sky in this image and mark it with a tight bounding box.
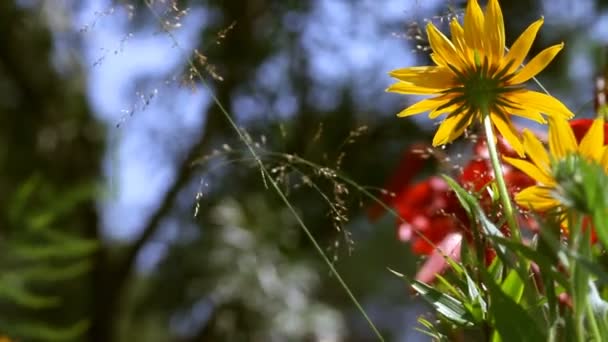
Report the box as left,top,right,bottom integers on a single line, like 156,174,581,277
75,0,427,241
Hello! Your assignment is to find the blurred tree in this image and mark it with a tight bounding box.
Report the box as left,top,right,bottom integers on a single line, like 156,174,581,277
0,0,104,340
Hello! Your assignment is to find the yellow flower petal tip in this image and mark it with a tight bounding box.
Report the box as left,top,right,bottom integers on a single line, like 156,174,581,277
387,0,573,149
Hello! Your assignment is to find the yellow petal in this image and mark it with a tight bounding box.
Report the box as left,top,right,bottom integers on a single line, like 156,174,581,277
508,107,547,123
504,156,554,185
491,112,524,156
430,53,447,67
509,43,564,84
389,66,455,89
515,186,560,212
548,116,577,159
429,101,463,119
396,96,451,117
503,18,544,75
449,19,473,64
386,82,440,95
522,129,551,172
426,23,465,70
508,90,574,119
432,110,473,146
578,117,605,161
484,0,505,64
464,0,485,53
450,19,466,53
601,146,608,170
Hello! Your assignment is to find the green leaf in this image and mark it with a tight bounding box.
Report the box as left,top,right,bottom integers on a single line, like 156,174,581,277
464,271,486,321
435,273,467,300
442,175,474,217
487,255,504,284
537,234,559,323
8,175,42,224
537,221,608,284
411,280,475,326
10,240,97,260
571,217,591,334
2,320,89,341
589,280,608,337
0,280,59,309
442,175,505,243
490,236,569,288
570,253,608,284
483,270,546,342
17,260,92,282
593,205,608,252
501,269,525,304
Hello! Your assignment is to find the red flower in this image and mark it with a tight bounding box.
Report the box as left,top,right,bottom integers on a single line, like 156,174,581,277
371,135,535,282
394,176,462,255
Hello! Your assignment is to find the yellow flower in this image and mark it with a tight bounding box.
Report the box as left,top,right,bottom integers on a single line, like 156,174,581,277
387,0,574,155
504,116,608,214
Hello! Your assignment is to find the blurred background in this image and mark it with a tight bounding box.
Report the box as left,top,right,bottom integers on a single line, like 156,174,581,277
1,0,607,340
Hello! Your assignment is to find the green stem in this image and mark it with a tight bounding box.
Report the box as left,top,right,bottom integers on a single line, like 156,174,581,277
586,297,602,342
568,213,585,342
547,323,557,342
570,212,600,342
482,114,520,241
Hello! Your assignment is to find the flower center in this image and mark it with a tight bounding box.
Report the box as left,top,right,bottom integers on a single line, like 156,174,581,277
441,50,519,120
461,51,503,116
463,70,501,114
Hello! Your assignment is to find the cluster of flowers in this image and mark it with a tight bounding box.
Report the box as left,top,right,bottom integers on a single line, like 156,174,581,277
378,0,608,282
371,118,606,282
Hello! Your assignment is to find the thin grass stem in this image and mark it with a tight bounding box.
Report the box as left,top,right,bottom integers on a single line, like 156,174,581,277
143,3,385,340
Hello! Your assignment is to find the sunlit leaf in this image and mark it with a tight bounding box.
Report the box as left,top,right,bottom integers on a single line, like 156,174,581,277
483,270,546,342
411,280,475,326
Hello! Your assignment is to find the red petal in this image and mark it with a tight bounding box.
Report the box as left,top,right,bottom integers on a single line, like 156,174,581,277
569,118,608,144
414,233,462,283
504,167,536,195
411,216,459,255
460,159,493,192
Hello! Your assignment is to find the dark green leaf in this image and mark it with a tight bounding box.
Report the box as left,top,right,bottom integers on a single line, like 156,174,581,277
483,270,546,342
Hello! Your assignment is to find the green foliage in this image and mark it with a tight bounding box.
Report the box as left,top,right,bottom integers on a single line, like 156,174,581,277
553,154,608,250
484,269,544,342
411,279,476,326
412,165,608,341
0,177,98,340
